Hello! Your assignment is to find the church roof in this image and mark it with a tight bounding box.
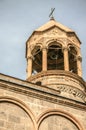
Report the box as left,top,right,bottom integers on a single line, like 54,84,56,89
35,18,73,32
26,18,81,45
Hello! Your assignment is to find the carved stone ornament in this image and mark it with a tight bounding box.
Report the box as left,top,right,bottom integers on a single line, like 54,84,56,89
68,35,80,47
57,85,86,102
46,27,65,36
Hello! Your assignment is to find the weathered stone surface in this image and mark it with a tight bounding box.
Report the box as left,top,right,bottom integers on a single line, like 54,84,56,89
0,84,86,130
8,115,20,123
39,115,79,130
0,102,34,130
0,120,4,127
0,112,7,120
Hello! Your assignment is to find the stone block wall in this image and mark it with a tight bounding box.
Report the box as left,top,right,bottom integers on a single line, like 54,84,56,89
0,82,86,130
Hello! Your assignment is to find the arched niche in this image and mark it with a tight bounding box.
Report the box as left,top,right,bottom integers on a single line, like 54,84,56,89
0,97,36,130
68,45,77,74
47,42,64,70
38,110,83,130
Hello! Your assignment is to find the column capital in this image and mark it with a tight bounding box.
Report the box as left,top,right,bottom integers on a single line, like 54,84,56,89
62,46,69,51
27,55,33,60
77,56,82,62
42,46,48,50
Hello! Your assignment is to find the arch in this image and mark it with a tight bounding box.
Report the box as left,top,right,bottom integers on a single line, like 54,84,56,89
0,96,37,130
28,43,42,56
37,109,83,130
47,41,64,70
32,45,42,56
68,43,81,56
48,41,62,48
46,38,64,48
68,44,78,54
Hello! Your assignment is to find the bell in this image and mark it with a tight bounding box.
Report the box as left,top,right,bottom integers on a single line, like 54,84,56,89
50,52,58,59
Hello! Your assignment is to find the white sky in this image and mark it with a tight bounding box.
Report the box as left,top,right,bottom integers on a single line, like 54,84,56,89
0,0,86,81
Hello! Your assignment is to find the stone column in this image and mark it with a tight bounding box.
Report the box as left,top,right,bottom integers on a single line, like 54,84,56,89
27,56,33,78
63,47,69,71
42,47,47,71
77,56,82,77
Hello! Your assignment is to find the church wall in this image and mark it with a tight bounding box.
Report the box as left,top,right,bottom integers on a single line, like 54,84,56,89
0,86,85,130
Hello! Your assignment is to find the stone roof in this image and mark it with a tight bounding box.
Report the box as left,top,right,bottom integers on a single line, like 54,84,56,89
26,18,81,45
36,18,73,32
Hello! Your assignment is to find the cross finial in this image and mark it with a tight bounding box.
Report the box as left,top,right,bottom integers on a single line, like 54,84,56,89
49,8,55,19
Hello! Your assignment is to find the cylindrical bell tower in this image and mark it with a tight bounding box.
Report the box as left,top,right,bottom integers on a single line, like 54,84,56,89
26,19,86,103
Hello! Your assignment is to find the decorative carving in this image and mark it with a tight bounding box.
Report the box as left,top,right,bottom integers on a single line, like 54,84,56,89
0,79,86,111
57,85,86,101
68,35,80,47
62,46,69,53
37,37,44,43
46,27,64,36
27,55,33,60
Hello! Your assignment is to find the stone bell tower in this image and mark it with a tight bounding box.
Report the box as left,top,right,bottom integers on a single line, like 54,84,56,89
26,18,85,103
0,18,86,130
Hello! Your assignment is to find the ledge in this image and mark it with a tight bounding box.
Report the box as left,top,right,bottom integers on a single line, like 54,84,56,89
27,70,86,89
0,73,86,111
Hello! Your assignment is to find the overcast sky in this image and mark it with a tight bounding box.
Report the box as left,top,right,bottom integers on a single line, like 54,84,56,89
0,0,86,81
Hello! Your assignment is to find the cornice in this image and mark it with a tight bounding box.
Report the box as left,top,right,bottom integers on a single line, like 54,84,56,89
0,76,86,111
28,70,86,89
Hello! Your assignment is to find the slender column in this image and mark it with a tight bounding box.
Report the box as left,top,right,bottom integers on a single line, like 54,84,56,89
63,47,69,71
42,47,47,71
77,56,82,77
27,56,33,78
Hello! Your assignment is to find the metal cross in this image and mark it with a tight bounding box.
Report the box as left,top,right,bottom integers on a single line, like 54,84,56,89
49,8,55,18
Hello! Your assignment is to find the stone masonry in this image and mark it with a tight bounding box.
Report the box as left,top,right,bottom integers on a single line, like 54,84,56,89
0,73,86,130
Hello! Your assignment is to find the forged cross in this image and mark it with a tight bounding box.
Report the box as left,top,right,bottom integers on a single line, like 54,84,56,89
49,8,55,19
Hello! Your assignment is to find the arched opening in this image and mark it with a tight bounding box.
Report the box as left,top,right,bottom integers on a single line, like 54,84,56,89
32,46,42,74
47,43,64,70
68,45,77,74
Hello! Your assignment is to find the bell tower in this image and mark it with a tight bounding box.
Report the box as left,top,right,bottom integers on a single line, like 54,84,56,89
26,18,85,103
0,16,86,130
